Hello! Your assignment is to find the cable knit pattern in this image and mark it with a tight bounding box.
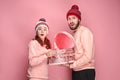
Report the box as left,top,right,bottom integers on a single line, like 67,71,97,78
28,40,49,79
70,26,95,71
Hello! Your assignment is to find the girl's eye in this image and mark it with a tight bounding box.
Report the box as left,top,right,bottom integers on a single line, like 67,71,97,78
38,29,41,31
44,29,47,31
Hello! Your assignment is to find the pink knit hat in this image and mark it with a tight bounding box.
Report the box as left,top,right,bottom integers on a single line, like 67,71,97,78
35,18,49,31
66,5,81,21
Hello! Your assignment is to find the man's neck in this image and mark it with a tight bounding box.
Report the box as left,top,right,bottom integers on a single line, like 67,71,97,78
73,25,81,33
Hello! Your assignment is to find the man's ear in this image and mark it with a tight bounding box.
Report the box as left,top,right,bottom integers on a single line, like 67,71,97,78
78,19,81,23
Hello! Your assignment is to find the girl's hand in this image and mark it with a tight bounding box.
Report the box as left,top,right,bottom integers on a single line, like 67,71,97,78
46,50,56,57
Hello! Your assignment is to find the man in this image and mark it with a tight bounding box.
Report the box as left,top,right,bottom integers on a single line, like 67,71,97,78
66,5,96,80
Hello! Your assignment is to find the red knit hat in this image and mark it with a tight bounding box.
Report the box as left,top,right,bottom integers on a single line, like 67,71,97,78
66,5,81,21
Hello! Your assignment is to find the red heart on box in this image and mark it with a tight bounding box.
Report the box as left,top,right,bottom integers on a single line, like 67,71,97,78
54,31,75,49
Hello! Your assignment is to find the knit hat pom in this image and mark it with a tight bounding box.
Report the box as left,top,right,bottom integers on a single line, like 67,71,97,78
39,18,46,22
66,4,81,20
35,18,49,31
71,5,79,10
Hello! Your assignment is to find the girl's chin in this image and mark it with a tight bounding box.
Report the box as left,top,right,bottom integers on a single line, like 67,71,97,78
40,36,45,39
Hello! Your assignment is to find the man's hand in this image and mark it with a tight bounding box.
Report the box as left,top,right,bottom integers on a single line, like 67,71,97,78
65,48,75,54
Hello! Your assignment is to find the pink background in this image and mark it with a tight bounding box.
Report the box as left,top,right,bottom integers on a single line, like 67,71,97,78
0,0,120,80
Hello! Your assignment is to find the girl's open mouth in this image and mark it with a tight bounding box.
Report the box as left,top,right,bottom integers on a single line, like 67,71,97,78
40,34,44,36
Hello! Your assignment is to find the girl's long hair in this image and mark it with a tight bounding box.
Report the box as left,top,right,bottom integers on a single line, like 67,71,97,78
35,34,51,49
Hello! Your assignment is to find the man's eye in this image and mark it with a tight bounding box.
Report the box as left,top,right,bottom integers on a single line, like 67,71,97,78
68,18,71,20
73,17,76,19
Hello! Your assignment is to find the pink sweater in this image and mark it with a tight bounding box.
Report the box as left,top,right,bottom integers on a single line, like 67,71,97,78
27,40,49,79
70,26,95,71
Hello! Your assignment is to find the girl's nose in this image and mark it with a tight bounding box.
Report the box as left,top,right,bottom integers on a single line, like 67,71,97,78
41,30,44,32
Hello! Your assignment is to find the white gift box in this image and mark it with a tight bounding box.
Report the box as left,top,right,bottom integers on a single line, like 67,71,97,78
49,31,75,65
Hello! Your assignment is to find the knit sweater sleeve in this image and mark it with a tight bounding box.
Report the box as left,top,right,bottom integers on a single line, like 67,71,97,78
28,40,48,66
70,30,94,68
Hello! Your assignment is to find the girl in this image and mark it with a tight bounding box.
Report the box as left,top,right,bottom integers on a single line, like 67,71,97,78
28,18,55,80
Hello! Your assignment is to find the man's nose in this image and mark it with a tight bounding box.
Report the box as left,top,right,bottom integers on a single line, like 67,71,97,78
70,19,73,22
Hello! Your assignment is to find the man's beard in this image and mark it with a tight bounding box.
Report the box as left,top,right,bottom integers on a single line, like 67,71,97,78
69,21,80,30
